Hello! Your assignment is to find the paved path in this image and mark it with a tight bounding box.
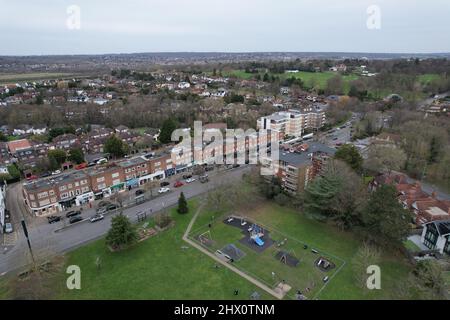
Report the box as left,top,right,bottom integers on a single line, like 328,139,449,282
182,203,285,300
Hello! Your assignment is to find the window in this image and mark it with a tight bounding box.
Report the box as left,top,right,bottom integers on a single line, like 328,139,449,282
424,226,438,249
112,172,119,178
97,177,105,183
59,185,67,191
49,190,55,196
444,237,450,255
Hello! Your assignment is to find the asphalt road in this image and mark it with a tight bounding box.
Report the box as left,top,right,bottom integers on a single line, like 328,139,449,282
0,165,250,276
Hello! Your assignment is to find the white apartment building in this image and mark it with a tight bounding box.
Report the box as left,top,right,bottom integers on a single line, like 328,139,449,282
257,109,325,138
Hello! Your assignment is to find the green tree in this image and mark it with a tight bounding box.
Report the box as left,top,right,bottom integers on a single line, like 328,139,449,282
68,148,85,164
334,144,363,172
159,119,177,144
304,160,366,229
48,149,67,169
177,192,189,214
104,135,126,158
361,184,411,246
106,215,138,250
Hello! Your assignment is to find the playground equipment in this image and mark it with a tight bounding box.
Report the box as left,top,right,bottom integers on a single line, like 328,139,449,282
250,224,265,247
198,230,213,246
276,250,300,267
315,257,336,272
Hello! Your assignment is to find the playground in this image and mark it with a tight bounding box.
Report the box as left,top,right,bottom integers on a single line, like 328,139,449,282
189,213,345,299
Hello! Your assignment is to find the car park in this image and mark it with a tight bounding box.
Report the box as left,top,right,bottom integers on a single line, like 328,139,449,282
69,216,83,224
90,214,104,223
158,187,170,194
66,210,81,218
47,215,61,224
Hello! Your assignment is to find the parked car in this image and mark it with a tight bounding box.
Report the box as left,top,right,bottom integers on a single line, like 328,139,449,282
89,214,104,223
199,175,209,183
106,204,119,211
135,189,145,197
75,163,87,170
98,200,111,208
205,165,214,172
182,174,192,180
173,181,184,188
4,223,13,234
232,164,240,168
47,215,61,224
185,178,196,183
69,216,83,224
66,210,81,218
26,175,38,181
96,158,108,165
158,187,170,194
160,181,170,187
51,170,61,175
41,172,51,178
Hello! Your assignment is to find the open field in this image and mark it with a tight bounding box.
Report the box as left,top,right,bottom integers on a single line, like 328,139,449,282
191,200,413,300
55,201,272,300
0,72,75,84
2,195,413,300
189,213,345,299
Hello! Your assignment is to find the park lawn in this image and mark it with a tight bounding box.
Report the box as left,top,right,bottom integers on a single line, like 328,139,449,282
418,73,441,85
56,201,272,300
192,201,413,300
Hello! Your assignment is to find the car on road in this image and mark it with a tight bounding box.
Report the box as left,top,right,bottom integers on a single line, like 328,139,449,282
185,177,196,183
66,210,81,218
51,170,61,175
96,158,108,165
182,174,192,180
135,189,145,196
69,216,83,224
160,181,170,187
75,163,87,170
4,223,13,234
41,172,51,178
232,164,240,168
47,215,61,224
158,187,170,194
173,181,184,188
199,174,209,183
97,204,119,214
90,214,104,223
98,200,111,208
332,137,338,141
26,175,39,181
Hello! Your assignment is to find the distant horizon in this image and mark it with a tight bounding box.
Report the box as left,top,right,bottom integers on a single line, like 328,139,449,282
2,50,450,58
1,1,449,55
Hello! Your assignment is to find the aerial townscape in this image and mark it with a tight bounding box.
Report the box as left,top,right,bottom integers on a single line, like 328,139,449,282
0,1,449,313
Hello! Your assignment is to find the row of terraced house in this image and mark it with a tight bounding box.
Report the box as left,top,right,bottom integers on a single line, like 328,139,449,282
22,126,273,216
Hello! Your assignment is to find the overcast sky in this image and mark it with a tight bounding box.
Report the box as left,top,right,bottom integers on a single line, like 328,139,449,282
1,0,449,55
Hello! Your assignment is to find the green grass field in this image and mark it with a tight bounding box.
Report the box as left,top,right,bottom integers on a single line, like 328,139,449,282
191,201,413,300
189,213,345,299
29,196,412,300
56,201,272,300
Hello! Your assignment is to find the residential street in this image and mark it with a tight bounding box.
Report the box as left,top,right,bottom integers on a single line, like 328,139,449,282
0,165,250,276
